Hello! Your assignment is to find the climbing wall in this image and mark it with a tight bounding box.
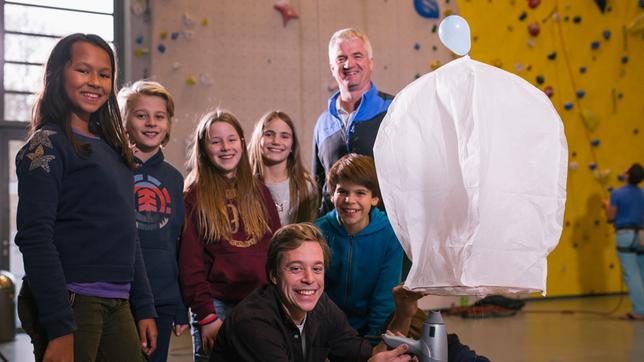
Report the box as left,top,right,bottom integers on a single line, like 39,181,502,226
125,0,459,174
457,0,644,296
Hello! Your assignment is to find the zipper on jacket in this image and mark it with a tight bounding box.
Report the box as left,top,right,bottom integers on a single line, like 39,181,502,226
344,235,353,303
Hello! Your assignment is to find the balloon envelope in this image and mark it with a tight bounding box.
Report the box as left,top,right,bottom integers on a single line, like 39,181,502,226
374,56,567,296
438,15,471,56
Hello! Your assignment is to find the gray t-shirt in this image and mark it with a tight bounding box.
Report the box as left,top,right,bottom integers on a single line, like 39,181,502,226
266,178,291,226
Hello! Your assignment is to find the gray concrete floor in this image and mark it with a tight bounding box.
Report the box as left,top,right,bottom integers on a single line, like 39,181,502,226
1,294,642,362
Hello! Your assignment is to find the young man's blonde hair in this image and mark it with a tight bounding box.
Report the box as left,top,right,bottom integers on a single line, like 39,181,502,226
328,28,373,63
117,80,175,146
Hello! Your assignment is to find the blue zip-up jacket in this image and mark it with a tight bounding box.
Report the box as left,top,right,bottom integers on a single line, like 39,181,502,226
312,83,393,212
315,208,403,341
134,150,188,325
14,124,156,340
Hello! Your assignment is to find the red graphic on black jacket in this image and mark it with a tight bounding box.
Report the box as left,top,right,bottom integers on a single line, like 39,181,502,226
133,173,172,230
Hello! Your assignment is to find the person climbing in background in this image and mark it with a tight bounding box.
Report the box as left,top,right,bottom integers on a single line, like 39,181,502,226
603,163,644,320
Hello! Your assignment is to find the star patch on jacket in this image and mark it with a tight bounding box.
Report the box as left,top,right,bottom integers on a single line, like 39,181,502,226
18,129,57,173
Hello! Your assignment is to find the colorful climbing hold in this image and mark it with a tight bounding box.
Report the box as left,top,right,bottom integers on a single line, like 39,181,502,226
544,86,554,98
547,52,557,60
573,16,582,23
576,90,585,99
157,44,166,53
589,163,597,170
579,66,587,74
528,22,540,37
134,47,145,58
564,102,573,110
621,55,629,64
581,109,600,132
536,75,545,85
528,0,541,9
519,11,527,21
185,75,197,86
602,30,611,40
591,41,600,49
591,139,600,147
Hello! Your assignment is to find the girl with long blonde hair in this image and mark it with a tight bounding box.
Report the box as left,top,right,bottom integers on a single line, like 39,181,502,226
179,109,280,361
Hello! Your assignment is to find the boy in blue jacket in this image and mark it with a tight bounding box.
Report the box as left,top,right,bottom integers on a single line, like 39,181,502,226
315,153,403,344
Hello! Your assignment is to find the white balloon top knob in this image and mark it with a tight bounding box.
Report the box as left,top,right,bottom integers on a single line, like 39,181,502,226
438,15,471,56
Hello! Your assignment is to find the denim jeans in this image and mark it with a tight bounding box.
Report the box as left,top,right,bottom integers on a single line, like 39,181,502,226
616,230,644,315
17,283,145,361
191,299,237,362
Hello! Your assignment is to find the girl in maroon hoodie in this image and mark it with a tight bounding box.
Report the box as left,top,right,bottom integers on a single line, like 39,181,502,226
179,109,280,361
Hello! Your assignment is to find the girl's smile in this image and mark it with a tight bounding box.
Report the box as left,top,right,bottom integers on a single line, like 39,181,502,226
260,118,293,166
63,41,112,128
206,121,243,179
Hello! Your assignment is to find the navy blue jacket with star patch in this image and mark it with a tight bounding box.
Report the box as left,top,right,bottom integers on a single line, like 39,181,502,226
312,83,393,213
14,124,156,340
133,150,188,325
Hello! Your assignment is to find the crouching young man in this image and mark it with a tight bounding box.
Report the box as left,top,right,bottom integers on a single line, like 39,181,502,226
211,223,420,362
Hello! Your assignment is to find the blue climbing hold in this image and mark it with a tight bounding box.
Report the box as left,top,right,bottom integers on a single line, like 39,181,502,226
564,102,574,110
602,30,611,40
